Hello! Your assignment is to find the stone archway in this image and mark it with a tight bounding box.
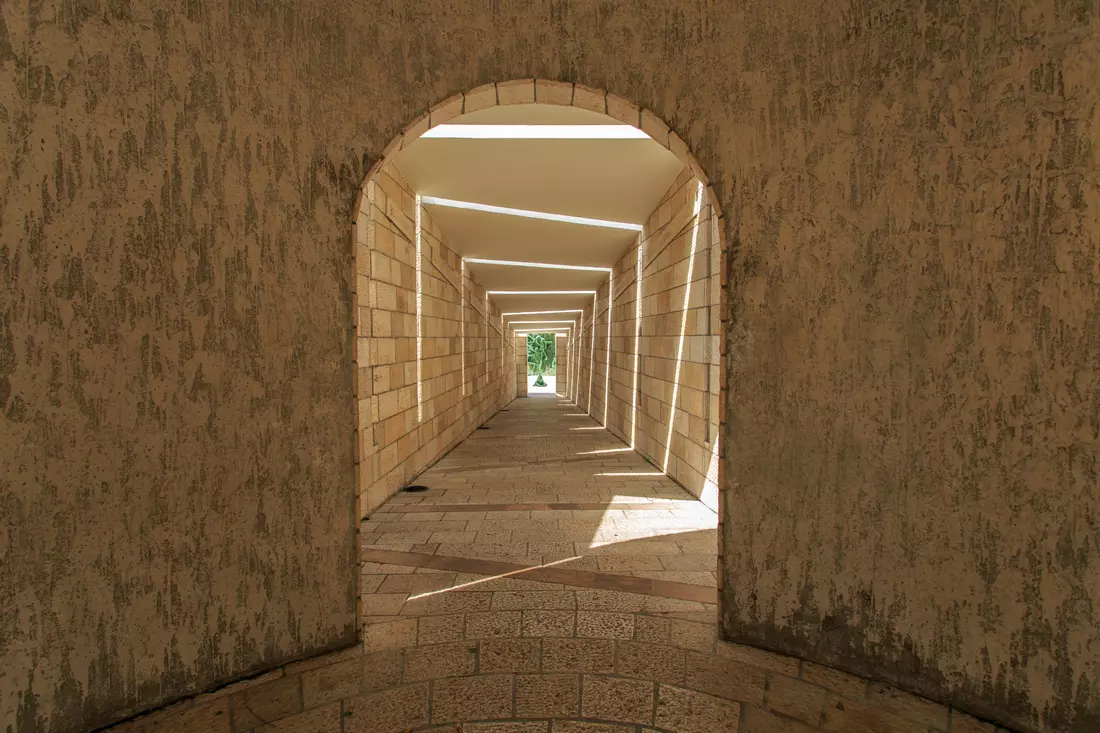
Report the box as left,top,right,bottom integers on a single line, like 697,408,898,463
350,79,728,524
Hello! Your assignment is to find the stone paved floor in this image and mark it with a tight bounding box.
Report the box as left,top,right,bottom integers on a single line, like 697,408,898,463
109,395,1009,733
359,392,720,637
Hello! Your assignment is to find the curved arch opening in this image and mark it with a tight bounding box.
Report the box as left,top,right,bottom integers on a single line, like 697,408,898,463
352,81,724,523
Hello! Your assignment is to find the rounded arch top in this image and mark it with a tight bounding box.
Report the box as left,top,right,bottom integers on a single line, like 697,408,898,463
360,79,723,222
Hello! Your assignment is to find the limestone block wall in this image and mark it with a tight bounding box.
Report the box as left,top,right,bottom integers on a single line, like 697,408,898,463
515,336,528,397
570,298,598,415
557,335,569,396
575,169,721,511
354,163,512,517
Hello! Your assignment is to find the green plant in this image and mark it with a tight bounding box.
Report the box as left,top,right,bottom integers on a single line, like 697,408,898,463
527,334,556,378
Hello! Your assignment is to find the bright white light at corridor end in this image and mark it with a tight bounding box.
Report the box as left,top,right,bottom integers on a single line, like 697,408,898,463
421,196,643,232
421,124,652,140
464,258,611,272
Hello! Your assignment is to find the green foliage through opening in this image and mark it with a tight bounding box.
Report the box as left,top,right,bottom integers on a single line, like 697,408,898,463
527,334,556,379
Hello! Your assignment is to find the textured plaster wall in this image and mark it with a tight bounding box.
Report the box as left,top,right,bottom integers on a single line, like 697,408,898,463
1,1,1098,732
354,162,511,518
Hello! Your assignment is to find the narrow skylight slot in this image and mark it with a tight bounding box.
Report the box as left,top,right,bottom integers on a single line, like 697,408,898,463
502,310,583,316
488,290,595,295
503,316,576,323
421,124,651,140
464,258,611,272
421,196,643,232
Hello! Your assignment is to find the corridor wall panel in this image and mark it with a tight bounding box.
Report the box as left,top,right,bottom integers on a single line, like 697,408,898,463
354,163,512,517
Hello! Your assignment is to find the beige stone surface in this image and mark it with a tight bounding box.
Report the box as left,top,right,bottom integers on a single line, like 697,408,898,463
654,684,742,733
343,684,429,733
430,674,514,723
97,399,1017,733
515,673,580,718
4,5,1098,724
580,675,655,725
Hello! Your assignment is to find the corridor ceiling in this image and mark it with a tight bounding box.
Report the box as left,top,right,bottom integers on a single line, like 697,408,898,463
390,103,685,334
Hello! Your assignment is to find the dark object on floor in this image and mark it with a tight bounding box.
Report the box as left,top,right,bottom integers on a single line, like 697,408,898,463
477,426,490,430
402,485,429,493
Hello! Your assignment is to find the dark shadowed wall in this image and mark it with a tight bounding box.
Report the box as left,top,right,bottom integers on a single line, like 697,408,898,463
0,1,1096,732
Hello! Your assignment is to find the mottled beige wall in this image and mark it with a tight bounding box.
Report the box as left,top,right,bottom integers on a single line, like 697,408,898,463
354,163,511,517
1,1,1097,732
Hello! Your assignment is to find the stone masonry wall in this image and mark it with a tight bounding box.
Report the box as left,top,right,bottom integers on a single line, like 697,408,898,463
557,336,569,397
2,1,1096,731
593,168,722,511
515,336,528,398
355,162,512,517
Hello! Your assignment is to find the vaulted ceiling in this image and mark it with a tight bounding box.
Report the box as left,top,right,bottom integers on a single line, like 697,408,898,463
390,103,684,336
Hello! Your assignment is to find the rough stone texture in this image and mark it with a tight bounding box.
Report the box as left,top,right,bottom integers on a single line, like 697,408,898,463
1,1,1097,732
714,5,1100,733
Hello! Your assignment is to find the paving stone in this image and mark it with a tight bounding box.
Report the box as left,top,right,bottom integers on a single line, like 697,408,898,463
576,611,634,639
522,610,576,637
418,614,466,644
655,684,742,733
301,657,361,709
465,610,523,638
467,724,550,733
581,675,655,725
343,684,429,733
615,640,687,685
253,702,341,733
669,618,716,652
492,590,577,610
403,641,477,682
480,638,542,673
362,649,404,692
231,675,302,730
431,674,514,723
363,618,418,651
542,638,616,673
634,614,672,643
516,673,581,717
552,724,636,733
683,650,766,706
739,704,819,733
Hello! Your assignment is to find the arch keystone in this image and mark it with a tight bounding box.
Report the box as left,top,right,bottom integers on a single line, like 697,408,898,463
497,78,535,105
535,79,574,106
464,83,498,114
